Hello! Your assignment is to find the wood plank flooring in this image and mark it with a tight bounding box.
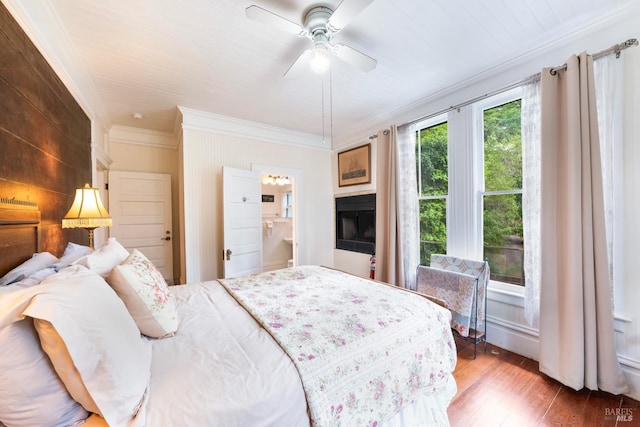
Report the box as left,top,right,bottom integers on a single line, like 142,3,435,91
448,336,640,427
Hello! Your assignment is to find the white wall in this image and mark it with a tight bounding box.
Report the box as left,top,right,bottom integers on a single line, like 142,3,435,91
179,108,334,283
90,121,111,250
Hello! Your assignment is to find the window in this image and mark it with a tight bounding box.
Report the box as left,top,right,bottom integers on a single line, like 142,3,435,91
416,118,448,266
282,191,293,218
480,98,524,285
415,89,524,287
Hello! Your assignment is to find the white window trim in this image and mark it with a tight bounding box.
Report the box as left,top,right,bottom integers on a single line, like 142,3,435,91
446,106,478,260
415,114,449,262
473,87,524,292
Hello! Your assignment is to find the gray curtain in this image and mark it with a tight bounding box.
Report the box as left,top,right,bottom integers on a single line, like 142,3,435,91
538,53,628,394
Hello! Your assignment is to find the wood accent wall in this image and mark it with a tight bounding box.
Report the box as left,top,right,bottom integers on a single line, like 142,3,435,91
0,2,91,256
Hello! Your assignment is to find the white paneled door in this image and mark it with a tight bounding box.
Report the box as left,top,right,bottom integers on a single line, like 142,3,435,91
222,167,263,278
108,171,173,283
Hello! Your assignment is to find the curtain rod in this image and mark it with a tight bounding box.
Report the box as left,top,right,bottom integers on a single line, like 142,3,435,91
398,37,638,128
550,38,638,75
369,129,389,139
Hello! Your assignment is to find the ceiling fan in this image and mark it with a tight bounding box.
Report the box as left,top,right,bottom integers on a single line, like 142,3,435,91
245,0,377,78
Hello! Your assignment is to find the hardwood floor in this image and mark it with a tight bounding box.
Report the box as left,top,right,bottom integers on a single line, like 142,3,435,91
448,336,640,427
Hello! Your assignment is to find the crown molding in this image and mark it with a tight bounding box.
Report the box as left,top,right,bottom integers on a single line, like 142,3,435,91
109,125,178,150
178,106,331,152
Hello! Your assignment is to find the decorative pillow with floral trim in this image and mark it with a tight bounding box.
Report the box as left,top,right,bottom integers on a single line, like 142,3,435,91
108,249,178,338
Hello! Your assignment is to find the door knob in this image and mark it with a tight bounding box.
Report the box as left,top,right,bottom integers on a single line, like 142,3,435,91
225,249,232,260
161,236,171,241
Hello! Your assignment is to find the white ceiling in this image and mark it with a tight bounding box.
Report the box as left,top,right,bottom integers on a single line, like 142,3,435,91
5,0,640,147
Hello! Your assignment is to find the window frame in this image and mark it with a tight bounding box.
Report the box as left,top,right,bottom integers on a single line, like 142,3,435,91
415,114,449,265
473,87,524,292
282,190,293,218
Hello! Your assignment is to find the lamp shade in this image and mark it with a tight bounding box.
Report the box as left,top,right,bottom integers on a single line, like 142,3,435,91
62,184,112,229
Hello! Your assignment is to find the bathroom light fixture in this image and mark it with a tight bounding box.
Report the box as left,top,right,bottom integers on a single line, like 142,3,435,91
62,184,112,249
261,175,290,185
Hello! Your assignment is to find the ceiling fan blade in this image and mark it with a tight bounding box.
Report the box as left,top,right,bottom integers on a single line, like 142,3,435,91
245,5,306,37
332,43,377,72
327,0,374,33
284,50,312,79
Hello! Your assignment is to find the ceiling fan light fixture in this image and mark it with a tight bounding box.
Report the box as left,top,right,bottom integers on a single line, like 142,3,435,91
310,44,331,73
246,2,377,76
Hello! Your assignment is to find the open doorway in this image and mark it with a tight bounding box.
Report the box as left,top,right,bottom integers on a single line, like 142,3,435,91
252,164,301,271
260,174,293,271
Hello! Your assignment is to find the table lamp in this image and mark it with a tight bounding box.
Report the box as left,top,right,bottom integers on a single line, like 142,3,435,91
62,183,112,249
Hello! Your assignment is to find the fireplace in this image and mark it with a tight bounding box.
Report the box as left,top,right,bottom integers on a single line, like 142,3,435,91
335,193,376,254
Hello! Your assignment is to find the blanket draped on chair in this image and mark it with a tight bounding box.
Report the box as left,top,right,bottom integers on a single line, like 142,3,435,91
416,255,489,337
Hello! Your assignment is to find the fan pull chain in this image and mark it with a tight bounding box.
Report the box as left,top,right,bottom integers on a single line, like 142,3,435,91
321,78,325,144
330,64,333,150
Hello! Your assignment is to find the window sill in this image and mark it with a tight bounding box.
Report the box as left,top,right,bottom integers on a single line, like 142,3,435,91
487,280,524,308
614,313,632,323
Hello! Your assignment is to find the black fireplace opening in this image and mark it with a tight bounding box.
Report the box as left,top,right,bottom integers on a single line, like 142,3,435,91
335,193,376,254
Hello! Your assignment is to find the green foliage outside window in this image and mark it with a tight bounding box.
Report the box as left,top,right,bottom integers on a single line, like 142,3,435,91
418,123,448,196
483,100,524,285
483,100,523,192
416,122,448,265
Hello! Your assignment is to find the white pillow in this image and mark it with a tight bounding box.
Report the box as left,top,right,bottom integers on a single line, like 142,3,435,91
73,237,128,278
52,242,93,271
22,266,150,427
0,318,88,427
108,249,178,338
0,252,58,286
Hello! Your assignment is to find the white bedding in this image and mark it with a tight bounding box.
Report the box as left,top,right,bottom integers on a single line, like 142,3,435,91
145,280,309,427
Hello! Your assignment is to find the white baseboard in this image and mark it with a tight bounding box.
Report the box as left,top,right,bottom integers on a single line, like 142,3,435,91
263,261,288,272
485,316,640,400
619,356,640,401
486,315,539,361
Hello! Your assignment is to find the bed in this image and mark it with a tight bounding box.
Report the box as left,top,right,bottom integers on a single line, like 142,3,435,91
0,201,457,427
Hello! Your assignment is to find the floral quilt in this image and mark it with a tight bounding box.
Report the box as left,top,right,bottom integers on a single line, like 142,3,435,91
218,266,457,427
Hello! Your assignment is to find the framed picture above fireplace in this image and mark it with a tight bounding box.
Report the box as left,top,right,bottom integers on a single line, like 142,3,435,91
338,143,371,187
